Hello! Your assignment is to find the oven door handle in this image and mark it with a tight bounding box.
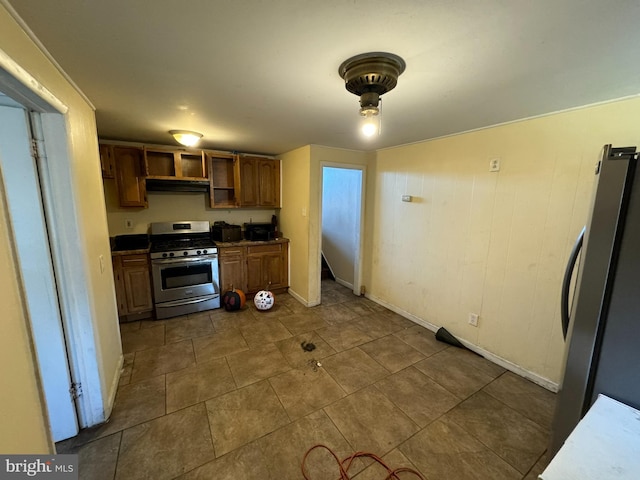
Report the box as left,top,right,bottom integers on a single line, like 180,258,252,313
156,295,220,308
152,256,216,265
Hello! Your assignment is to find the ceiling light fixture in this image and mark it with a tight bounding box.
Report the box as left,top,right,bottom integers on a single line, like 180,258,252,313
339,52,406,138
169,130,203,147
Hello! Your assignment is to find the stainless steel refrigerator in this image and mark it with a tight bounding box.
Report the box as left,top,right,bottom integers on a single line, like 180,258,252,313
550,144,640,456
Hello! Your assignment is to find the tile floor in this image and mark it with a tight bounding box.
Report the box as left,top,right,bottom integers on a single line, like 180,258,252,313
57,280,555,479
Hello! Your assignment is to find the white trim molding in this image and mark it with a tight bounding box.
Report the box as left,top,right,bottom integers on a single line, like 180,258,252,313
0,48,68,114
367,292,560,393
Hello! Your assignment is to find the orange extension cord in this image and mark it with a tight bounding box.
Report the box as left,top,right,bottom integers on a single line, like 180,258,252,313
301,444,426,480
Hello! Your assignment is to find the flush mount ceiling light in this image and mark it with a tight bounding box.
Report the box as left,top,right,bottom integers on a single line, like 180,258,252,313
338,52,406,138
169,130,203,147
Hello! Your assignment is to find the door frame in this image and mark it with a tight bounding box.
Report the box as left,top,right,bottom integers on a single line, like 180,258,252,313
0,49,105,430
318,162,366,298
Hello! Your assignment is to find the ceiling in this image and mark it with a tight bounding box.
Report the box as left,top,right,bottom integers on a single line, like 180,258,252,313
6,1,640,155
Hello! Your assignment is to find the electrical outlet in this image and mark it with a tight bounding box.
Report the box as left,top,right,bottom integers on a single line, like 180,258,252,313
468,313,479,327
489,158,501,172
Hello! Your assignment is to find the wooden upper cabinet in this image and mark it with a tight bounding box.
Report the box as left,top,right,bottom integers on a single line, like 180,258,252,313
144,147,206,180
113,146,147,207
236,155,280,208
237,156,259,207
208,152,238,208
257,158,280,207
99,144,115,178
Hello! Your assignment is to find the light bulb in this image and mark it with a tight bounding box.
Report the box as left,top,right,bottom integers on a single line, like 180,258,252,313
360,107,380,137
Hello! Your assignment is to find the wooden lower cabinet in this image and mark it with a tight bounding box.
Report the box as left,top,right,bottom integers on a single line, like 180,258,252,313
246,243,287,292
113,253,153,319
218,241,288,296
218,247,246,292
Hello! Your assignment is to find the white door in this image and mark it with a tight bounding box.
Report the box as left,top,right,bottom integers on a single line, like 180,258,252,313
0,101,79,441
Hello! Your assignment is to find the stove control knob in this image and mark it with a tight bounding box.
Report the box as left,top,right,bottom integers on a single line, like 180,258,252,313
162,253,168,258
197,250,202,255
169,252,174,257
183,251,188,256
203,249,208,255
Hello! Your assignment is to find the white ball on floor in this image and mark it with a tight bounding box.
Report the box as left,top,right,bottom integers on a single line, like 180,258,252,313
254,290,275,311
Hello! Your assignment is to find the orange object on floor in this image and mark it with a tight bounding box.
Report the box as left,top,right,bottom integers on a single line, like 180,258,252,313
301,443,425,480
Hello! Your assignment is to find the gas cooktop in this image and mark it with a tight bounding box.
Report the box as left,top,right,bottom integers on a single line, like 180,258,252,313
149,221,216,259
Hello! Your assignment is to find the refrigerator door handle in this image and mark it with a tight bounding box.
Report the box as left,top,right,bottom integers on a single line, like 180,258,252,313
561,226,586,340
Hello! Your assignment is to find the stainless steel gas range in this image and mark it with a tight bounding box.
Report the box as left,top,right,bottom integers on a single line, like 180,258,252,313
149,221,220,319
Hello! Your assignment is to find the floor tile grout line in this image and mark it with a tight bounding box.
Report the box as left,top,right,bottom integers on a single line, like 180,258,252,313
521,448,549,479
480,373,554,432
444,391,546,475
105,284,550,479
111,430,123,480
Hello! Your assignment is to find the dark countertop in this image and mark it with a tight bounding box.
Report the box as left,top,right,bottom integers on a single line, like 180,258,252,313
109,234,288,254
111,247,150,256
215,237,289,248
110,234,150,255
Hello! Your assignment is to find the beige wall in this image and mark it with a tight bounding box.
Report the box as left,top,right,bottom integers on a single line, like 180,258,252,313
279,146,311,302
104,180,277,236
281,145,369,305
1,4,122,448
311,145,369,300
366,97,640,385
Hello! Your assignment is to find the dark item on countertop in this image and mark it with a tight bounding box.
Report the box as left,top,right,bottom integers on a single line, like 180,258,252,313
212,221,242,242
244,222,276,241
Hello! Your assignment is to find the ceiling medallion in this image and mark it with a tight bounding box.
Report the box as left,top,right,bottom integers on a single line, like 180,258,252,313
339,52,406,137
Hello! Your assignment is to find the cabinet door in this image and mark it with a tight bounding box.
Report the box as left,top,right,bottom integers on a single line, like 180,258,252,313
219,248,246,292
122,266,153,313
246,254,263,293
263,252,285,289
236,156,259,207
112,256,127,316
121,254,153,313
99,144,115,178
114,146,147,207
257,159,280,207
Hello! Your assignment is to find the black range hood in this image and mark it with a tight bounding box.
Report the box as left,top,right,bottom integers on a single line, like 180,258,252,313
145,179,209,193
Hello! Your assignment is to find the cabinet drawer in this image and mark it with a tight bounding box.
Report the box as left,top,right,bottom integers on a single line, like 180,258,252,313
219,247,245,257
120,254,149,266
247,244,282,255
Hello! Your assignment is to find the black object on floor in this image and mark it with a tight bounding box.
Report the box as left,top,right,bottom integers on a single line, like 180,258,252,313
301,341,316,352
435,327,466,349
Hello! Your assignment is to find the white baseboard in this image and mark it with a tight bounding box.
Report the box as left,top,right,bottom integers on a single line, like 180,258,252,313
287,288,320,307
334,277,354,290
366,293,559,393
104,354,124,420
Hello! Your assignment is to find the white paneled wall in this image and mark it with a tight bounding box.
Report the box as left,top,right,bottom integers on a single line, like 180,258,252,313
366,97,640,385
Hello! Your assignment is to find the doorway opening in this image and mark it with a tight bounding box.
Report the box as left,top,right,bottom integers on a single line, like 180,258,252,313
0,54,108,442
0,95,79,441
320,164,365,299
